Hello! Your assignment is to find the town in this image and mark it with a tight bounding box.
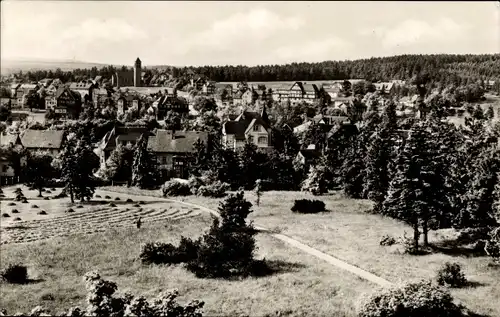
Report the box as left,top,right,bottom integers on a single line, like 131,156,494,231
1,1,500,317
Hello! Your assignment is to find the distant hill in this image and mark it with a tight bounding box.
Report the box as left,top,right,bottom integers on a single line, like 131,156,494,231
0,58,117,75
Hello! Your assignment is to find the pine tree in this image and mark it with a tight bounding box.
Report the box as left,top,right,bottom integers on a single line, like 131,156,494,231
340,136,366,198
131,134,158,189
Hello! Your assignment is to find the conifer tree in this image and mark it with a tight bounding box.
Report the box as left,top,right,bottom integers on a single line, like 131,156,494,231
131,134,158,189
301,156,330,195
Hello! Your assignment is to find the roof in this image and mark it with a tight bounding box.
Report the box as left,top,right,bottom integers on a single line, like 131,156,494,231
147,130,208,153
69,82,94,90
55,87,80,101
39,78,53,83
20,84,38,90
94,75,103,82
20,130,65,149
0,133,21,146
302,83,320,93
214,83,232,90
374,82,395,92
223,121,248,139
313,115,350,125
100,126,149,150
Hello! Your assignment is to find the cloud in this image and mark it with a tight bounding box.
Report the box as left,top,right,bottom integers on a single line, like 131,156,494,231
61,18,147,43
360,17,468,48
178,8,305,53
272,37,352,63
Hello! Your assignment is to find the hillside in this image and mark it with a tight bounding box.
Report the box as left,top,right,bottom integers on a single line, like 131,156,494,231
0,59,114,75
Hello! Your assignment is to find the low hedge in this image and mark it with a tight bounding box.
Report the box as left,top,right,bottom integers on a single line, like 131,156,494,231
291,199,326,214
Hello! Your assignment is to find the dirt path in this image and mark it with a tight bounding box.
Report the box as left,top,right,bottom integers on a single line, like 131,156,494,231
98,189,393,288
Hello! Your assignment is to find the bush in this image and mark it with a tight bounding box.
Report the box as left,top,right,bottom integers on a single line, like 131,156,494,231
196,181,230,198
105,195,111,199
109,203,116,207
31,204,39,209
7,202,15,206
485,227,500,263
11,209,19,213
126,198,133,203
140,238,198,265
2,213,9,217
139,201,145,205
291,199,326,214
21,198,28,204
115,197,121,201
76,205,84,209
457,227,492,244
14,194,25,201
162,180,191,197
44,197,50,200
399,232,419,255
357,280,465,317
133,204,141,208
66,208,75,213
0,271,205,317
13,217,21,221
1,264,28,284
380,235,397,246
436,262,467,288
95,194,101,198
37,210,47,215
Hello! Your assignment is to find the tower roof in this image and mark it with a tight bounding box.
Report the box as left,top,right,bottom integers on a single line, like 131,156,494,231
135,57,141,65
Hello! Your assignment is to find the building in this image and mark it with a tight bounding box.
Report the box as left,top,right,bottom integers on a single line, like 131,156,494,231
0,133,23,182
117,95,141,116
147,130,208,179
46,87,82,119
18,84,39,108
294,146,321,171
190,77,206,91
374,82,395,94
222,106,272,151
95,126,149,165
111,58,142,88
20,130,66,156
38,78,53,88
93,88,111,106
10,83,21,97
152,88,188,119
202,81,216,95
272,82,321,104
69,82,95,103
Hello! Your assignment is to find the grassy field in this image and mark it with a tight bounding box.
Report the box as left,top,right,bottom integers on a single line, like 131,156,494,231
105,186,500,317
0,191,373,316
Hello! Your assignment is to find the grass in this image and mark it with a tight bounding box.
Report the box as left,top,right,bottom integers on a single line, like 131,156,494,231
104,186,500,317
0,214,372,316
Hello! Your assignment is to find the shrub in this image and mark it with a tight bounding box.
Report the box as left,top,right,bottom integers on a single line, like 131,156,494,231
66,208,75,213
133,204,141,208
188,176,205,195
11,209,19,213
485,227,500,263
21,198,28,204
105,195,111,199
45,190,51,194
54,192,67,199
457,227,492,244
37,210,47,215
0,271,204,317
357,280,465,317
291,199,326,214
126,198,133,203
0,188,3,194
14,194,25,201
139,201,145,205
7,202,15,206
13,217,21,221
115,197,121,201
2,213,9,217
399,232,419,255
109,203,116,207
31,204,39,208
162,180,191,197
95,194,101,198
76,205,84,209
196,181,230,198
1,264,28,284
140,238,198,265
380,235,397,246
436,262,467,288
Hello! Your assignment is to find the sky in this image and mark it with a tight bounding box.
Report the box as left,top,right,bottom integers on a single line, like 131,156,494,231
1,1,499,67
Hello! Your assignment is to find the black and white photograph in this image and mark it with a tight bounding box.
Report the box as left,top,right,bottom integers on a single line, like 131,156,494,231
0,1,499,316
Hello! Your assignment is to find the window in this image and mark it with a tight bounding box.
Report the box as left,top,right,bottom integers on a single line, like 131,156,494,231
253,124,259,132
258,136,268,145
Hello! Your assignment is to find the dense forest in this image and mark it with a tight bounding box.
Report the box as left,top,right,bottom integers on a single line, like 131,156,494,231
7,54,500,88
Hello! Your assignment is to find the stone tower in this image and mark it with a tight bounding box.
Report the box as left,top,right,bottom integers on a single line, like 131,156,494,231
134,57,142,87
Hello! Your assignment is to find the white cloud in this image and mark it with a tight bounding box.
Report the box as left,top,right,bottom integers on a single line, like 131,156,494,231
178,8,305,52
61,18,147,43
360,17,468,48
272,37,352,63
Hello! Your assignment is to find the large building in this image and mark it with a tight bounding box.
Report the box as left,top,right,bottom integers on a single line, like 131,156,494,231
111,58,142,88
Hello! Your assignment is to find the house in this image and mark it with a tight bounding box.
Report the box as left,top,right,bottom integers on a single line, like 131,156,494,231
117,95,141,115
272,82,321,104
0,133,24,180
93,88,111,106
147,130,209,179
20,130,66,156
38,78,53,88
214,83,233,98
152,88,188,119
202,81,216,95
232,90,244,106
222,106,272,151
10,83,21,97
324,86,342,99
374,82,395,94
242,89,256,104
312,114,351,126
95,126,149,165
190,77,206,90
18,84,40,108
294,145,321,171
69,82,95,103
46,87,82,119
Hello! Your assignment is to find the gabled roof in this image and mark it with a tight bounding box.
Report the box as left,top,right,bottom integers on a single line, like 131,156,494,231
0,133,21,146
99,126,149,150
224,110,270,138
55,87,80,101
313,115,350,125
302,83,320,93
147,130,208,153
21,130,65,149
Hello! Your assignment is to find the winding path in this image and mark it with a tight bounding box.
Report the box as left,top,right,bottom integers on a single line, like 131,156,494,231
98,189,393,288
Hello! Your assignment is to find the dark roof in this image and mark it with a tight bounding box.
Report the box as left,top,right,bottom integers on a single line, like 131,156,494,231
224,110,270,138
223,121,248,139
147,130,208,153
313,115,350,124
21,130,65,149
55,87,80,101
